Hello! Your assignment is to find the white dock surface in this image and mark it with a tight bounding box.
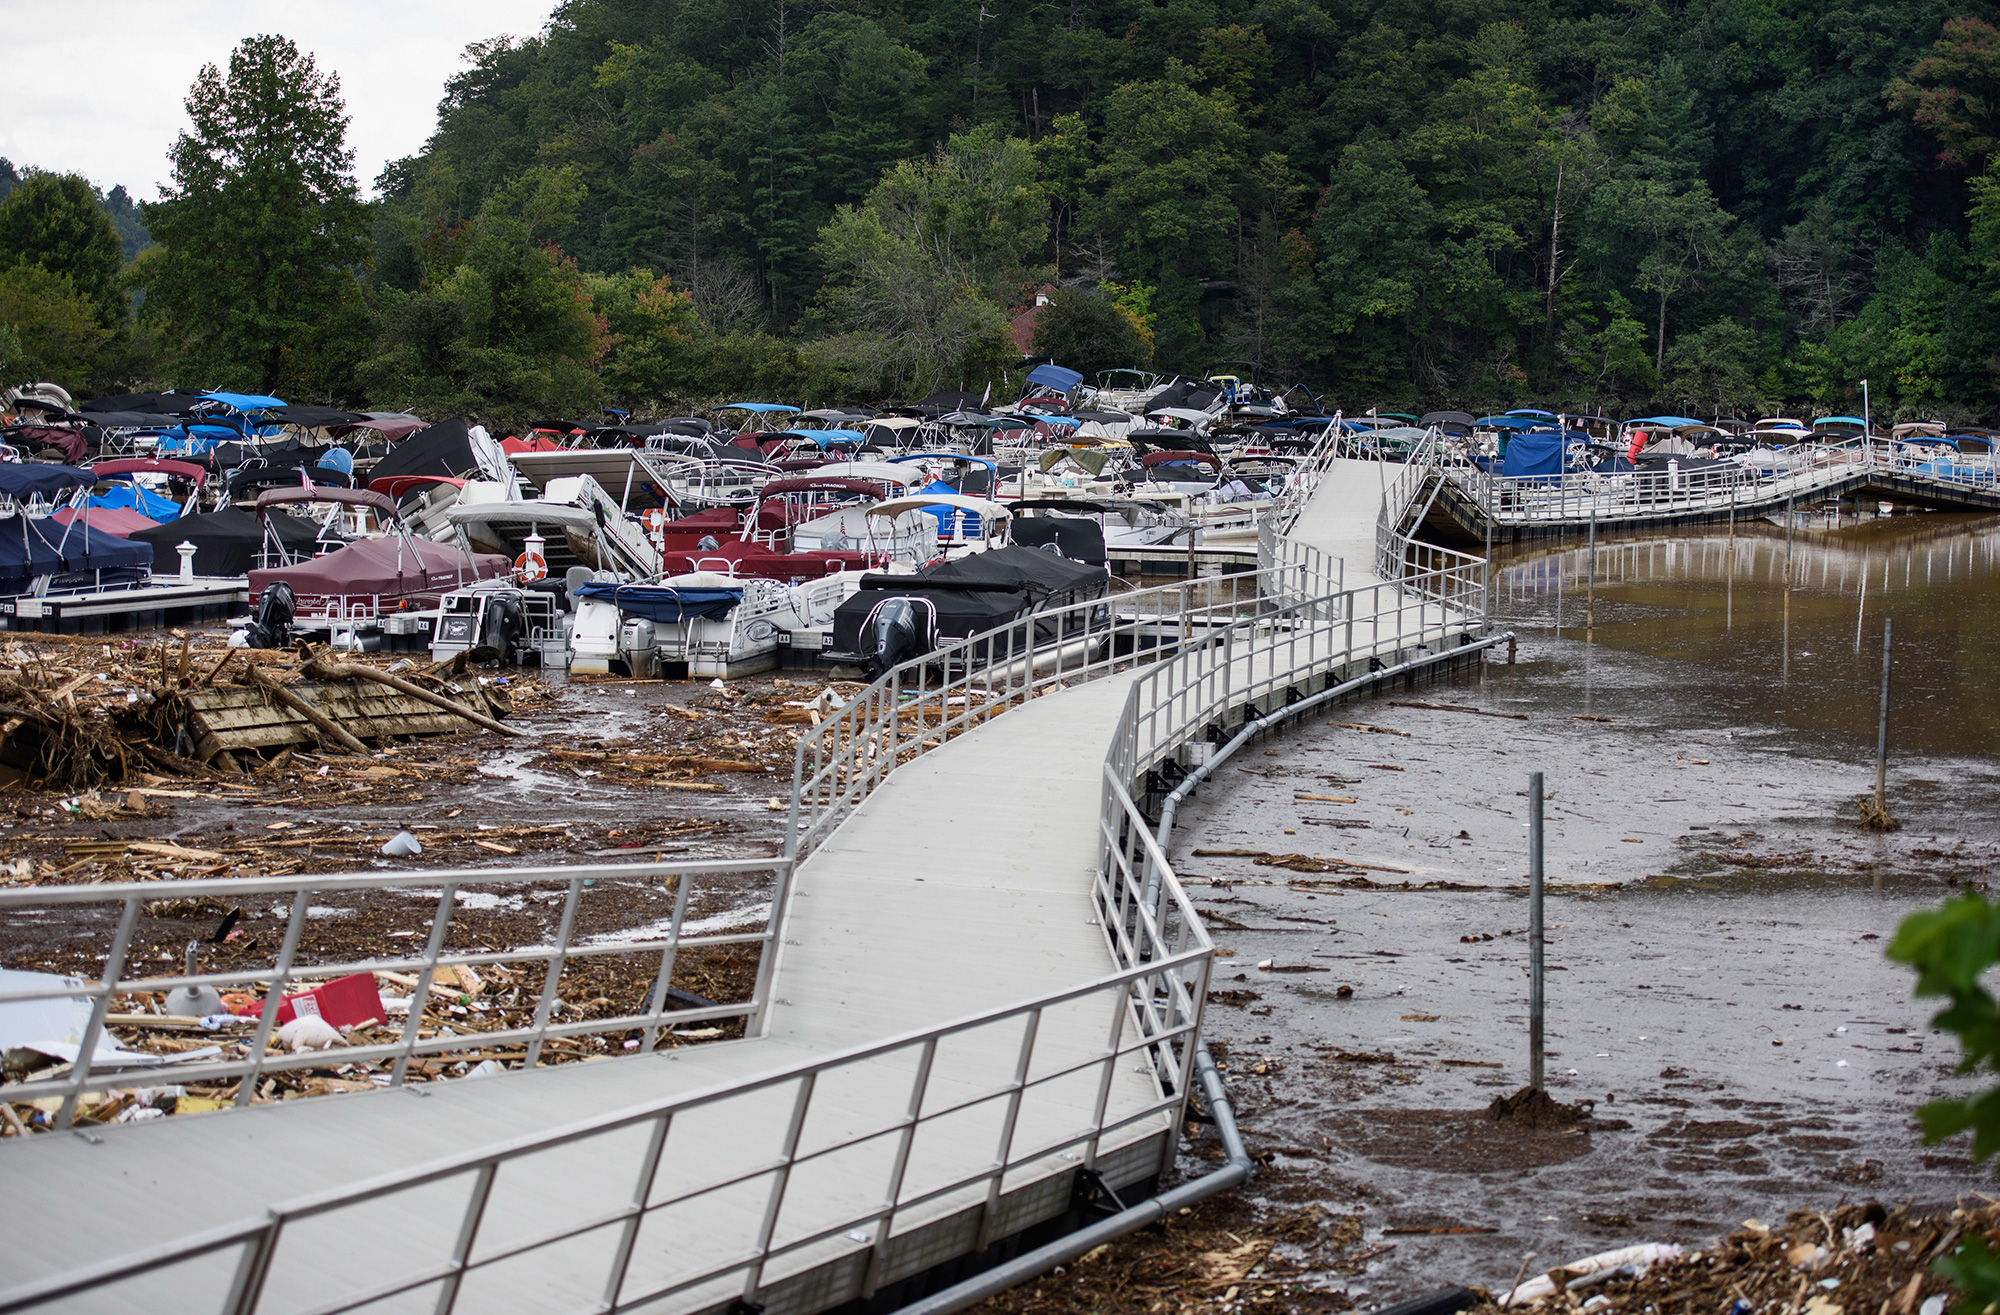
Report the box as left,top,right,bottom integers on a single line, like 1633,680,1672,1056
0,466,1461,1313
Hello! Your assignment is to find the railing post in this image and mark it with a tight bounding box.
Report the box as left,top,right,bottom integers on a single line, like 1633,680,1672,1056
392,882,461,1085
236,888,314,1108
978,1008,1045,1249
57,893,143,1129
741,1072,818,1302
524,877,586,1069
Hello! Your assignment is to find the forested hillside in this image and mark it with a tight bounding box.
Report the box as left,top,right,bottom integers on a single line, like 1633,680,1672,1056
10,1,2000,421
357,0,2000,419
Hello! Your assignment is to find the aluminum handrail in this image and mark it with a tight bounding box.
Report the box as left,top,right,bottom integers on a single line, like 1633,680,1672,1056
0,933,1212,1315
784,546,1481,863
0,856,792,1128
1436,435,2000,527
2,430,1493,1315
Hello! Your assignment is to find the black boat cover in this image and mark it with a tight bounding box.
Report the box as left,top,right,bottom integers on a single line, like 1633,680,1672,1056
1008,517,1107,565
857,545,1107,600
0,514,153,594
364,418,474,485
128,505,326,576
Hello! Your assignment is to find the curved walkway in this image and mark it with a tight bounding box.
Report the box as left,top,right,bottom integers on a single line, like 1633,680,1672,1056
0,460,1474,1315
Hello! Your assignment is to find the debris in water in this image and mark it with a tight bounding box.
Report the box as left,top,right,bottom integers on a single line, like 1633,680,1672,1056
1487,1086,1590,1128
1390,700,1528,720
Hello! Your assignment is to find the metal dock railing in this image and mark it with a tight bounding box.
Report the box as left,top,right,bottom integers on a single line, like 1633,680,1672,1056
0,440,1489,1315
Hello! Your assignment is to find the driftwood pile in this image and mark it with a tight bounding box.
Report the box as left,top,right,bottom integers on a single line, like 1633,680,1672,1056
1470,1200,1979,1315
0,635,515,789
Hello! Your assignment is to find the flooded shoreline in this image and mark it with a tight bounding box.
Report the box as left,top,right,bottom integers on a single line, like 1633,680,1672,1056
1150,510,2000,1309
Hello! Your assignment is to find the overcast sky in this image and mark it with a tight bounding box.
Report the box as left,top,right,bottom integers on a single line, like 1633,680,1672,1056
0,0,560,201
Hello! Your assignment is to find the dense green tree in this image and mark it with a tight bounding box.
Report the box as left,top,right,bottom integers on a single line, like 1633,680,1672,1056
100,187,150,263
0,173,124,326
1085,71,1247,284
361,183,609,420
140,34,370,393
138,0,1997,415
812,128,1039,394
0,264,111,383
1030,289,1148,377
1886,17,2000,169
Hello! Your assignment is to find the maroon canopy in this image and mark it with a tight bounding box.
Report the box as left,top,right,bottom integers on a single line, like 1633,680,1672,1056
254,485,401,523
756,477,884,499
659,544,870,582
9,426,87,463
327,415,427,442
87,457,208,489
249,536,509,603
53,506,159,536
1140,449,1222,469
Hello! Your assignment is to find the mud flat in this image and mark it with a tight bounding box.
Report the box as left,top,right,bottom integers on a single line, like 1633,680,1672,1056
987,517,2000,1315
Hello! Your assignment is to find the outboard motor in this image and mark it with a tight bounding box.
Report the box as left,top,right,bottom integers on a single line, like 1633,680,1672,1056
469,592,528,665
618,616,662,679
859,597,936,677
245,581,294,650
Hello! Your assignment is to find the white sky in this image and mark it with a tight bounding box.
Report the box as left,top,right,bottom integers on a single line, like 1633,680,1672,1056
0,0,561,202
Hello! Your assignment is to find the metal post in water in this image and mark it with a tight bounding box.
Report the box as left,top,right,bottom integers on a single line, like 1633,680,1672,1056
1529,771,1546,1092
1856,567,1868,652
1585,507,1596,641
1875,617,1893,817
1726,485,1736,629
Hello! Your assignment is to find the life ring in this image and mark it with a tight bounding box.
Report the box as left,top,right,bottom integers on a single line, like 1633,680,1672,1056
513,550,548,583
641,508,665,533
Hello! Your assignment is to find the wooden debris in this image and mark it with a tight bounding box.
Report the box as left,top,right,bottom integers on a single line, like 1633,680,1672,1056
1389,699,1528,720
1329,721,1410,736
303,655,521,738
244,667,371,756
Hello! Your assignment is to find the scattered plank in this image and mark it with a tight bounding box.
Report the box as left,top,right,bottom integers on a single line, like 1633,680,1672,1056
1388,700,1527,720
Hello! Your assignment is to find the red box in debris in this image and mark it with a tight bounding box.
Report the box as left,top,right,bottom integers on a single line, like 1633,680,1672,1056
274,973,387,1028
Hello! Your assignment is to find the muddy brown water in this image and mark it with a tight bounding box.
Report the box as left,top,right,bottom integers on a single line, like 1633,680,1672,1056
1170,509,2000,1307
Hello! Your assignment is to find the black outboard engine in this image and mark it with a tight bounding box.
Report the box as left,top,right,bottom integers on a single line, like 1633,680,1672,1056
859,597,936,676
477,592,528,664
245,581,294,649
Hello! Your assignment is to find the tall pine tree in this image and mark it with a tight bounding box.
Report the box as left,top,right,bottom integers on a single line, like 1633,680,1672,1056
141,34,369,393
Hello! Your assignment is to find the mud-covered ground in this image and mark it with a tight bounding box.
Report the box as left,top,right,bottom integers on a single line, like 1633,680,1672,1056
978,631,1996,1315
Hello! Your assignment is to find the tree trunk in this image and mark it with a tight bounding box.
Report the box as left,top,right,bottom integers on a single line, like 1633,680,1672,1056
1656,290,1668,376
1545,160,1563,337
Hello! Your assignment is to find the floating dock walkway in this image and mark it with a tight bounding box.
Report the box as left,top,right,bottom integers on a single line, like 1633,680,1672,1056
0,450,1491,1315
1398,438,2000,545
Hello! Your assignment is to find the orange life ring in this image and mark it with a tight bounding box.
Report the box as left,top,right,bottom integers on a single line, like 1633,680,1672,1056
513,550,548,583
641,508,666,534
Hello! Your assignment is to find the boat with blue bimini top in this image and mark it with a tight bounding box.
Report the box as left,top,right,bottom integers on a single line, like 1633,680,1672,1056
566,570,856,679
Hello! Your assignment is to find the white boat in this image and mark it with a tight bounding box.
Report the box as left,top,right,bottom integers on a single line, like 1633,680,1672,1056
445,473,661,579
568,571,856,678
